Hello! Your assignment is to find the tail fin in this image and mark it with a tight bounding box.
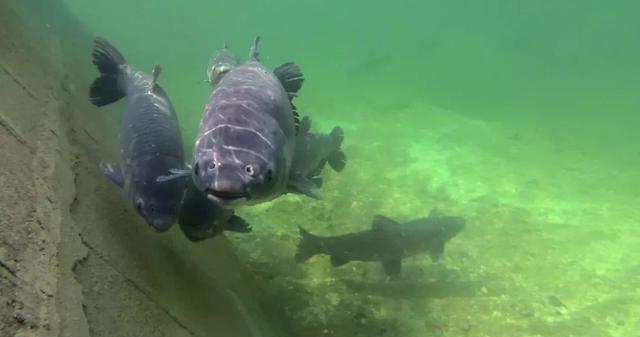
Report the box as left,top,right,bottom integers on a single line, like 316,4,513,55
327,127,346,172
89,37,127,106
295,227,320,263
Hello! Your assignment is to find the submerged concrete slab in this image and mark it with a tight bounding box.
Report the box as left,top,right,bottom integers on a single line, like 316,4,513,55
0,1,281,336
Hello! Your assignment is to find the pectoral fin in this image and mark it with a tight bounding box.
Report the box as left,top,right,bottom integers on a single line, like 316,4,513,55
225,215,252,233
274,62,304,98
156,168,191,182
274,62,304,132
99,162,124,188
287,172,321,199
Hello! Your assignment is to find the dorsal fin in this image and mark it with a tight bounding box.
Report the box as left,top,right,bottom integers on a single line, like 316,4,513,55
372,215,400,231
249,36,260,61
151,65,162,92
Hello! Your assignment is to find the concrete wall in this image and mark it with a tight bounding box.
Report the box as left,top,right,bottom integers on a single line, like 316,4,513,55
0,1,279,336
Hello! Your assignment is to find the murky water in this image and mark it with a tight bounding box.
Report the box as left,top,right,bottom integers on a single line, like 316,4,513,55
51,0,640,336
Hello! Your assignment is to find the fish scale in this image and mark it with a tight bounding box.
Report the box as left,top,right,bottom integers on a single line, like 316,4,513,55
201,70,291,156
122,98,182,160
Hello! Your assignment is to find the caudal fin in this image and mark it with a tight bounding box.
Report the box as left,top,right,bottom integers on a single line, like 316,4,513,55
327,126,347,172
89,37,127,106
295,226,320,263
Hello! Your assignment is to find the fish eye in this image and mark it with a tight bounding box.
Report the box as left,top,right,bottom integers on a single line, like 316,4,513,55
244,164,255,176
207,161,216,171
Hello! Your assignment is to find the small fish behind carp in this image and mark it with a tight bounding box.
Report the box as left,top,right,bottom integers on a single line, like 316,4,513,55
289,115,347,192
295,211,465,276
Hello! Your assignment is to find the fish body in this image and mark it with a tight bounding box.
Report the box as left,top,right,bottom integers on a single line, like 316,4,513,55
204,48,337,194
89,37,185,231
192,37,304,208
175,44,251,240
295,212,465,276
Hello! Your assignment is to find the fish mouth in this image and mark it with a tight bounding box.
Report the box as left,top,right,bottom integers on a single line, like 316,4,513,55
206,189,248,206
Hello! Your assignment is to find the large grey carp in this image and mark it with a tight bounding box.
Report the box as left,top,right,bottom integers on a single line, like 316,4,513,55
189,36,315,208
89,37,186,231
295,211,465,276
204,46,346,189
175,44,251,241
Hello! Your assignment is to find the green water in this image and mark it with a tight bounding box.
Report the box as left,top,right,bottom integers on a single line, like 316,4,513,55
62,0,640,336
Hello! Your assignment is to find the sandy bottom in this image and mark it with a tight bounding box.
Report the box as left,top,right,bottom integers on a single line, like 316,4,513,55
223,95,640,337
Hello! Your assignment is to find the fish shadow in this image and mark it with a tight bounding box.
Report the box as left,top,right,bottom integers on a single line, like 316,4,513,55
341,278,494,300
